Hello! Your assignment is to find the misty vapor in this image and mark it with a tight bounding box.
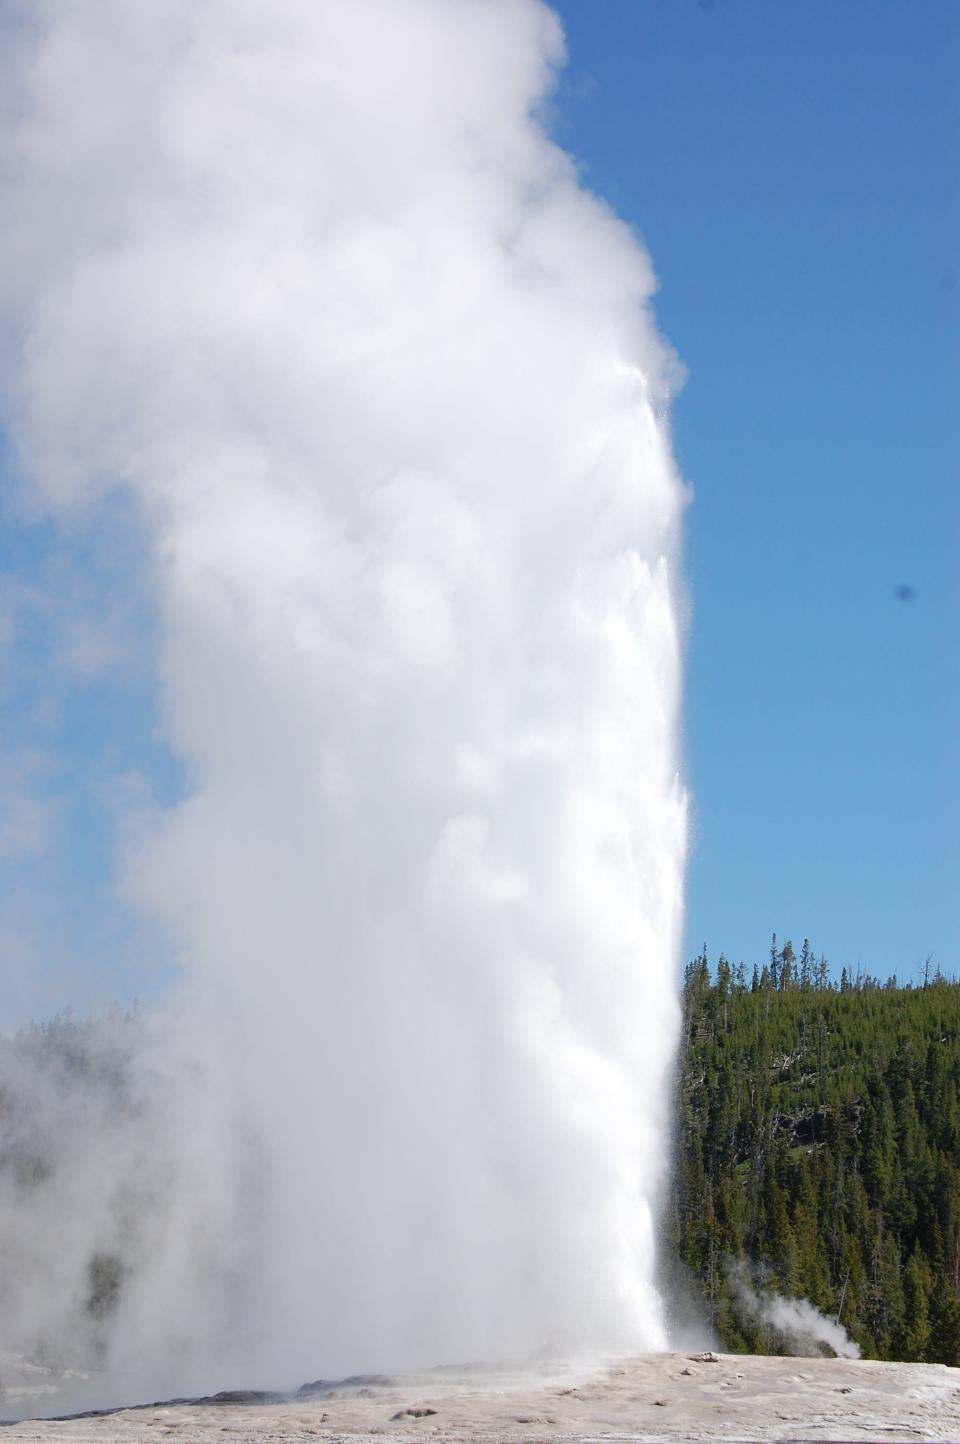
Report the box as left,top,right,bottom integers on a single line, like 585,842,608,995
0,0,687,1408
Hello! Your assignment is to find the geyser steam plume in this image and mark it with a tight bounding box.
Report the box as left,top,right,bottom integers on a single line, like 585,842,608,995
0,0,687,1399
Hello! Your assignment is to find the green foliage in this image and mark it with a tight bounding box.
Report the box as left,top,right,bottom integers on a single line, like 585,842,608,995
668,944,960,1363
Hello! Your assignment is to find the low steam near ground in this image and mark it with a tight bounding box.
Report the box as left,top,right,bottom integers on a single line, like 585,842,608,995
727,1261,860,1361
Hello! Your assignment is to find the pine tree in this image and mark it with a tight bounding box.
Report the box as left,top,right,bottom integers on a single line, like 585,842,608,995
672,945,960,1364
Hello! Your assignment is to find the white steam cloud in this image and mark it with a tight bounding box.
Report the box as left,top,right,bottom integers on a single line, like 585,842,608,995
729,1264,861,1360
0,0,686,1406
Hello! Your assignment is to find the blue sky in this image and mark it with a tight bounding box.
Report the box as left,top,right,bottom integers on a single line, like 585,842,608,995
0,488,181,1023
553,0,958,982
0,2,956,1028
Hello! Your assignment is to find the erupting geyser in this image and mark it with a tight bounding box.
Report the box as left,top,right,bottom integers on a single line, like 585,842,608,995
0,0,687,1404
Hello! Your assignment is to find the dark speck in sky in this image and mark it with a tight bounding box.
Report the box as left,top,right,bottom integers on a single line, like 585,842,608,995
894,583,917,602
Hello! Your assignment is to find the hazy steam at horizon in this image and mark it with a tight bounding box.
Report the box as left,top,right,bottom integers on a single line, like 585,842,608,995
0,0,687,1404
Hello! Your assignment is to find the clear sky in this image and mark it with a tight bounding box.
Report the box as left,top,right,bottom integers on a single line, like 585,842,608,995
0,1,956,1029
553,0,958,983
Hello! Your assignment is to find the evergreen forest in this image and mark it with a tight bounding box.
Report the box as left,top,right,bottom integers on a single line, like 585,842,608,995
668,937,960,1364
1,938,958,1373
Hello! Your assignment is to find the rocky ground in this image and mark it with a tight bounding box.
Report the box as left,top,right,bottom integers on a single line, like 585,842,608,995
2,1351,959,1443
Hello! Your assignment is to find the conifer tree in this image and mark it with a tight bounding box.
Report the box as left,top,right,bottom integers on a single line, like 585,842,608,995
671,943,960,1364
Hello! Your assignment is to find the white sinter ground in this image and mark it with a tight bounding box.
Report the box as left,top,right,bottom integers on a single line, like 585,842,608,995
2,1352,960,1442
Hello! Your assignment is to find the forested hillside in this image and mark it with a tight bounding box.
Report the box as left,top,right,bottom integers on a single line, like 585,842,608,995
668,939,960,1364
3,947,959,1374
